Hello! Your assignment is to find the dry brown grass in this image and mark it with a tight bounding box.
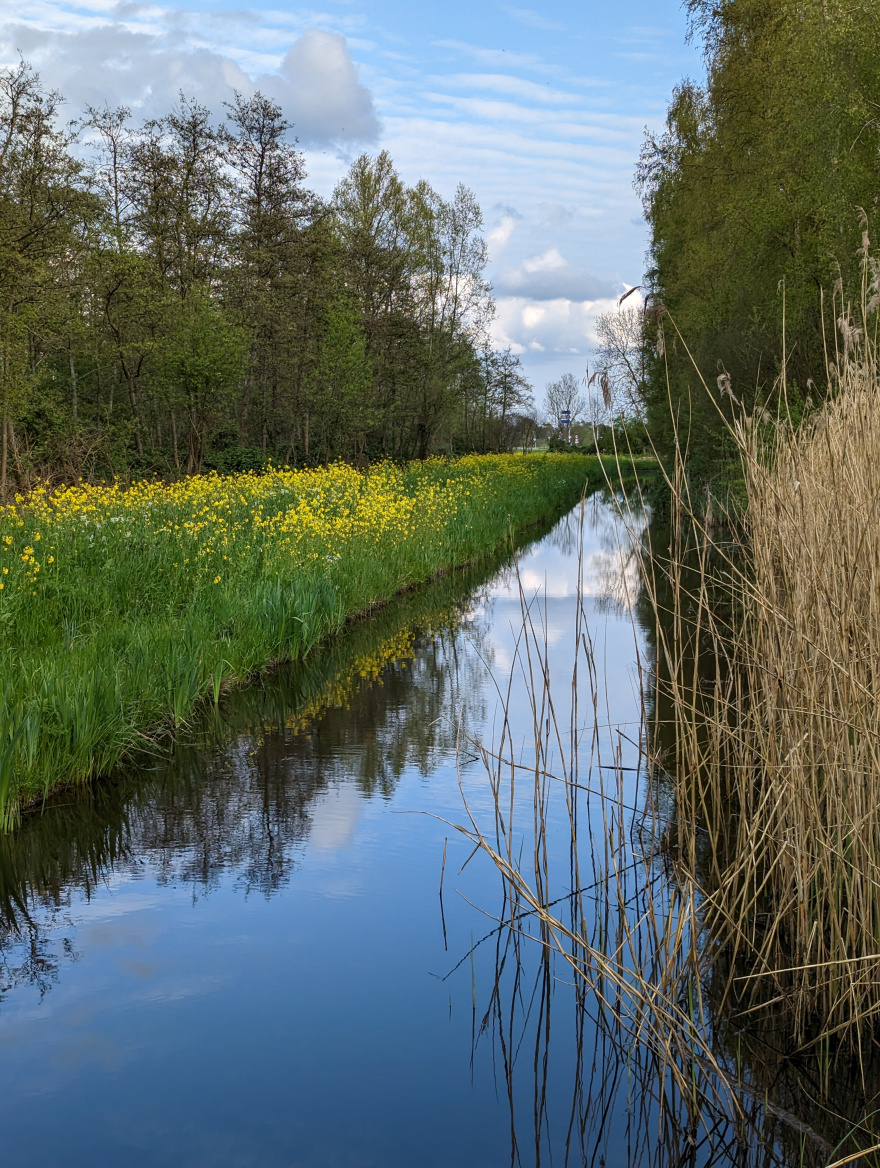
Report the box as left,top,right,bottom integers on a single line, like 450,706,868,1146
650,342,880,1050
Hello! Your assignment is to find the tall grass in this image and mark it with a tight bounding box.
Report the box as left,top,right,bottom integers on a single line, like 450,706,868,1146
452,494,741,1150
0,453,613,824
646,340,880,1050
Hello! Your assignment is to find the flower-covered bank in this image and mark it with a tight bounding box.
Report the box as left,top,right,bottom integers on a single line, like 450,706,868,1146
0,454,600,822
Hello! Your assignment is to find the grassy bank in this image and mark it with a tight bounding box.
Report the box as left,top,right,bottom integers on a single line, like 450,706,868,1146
0,453,616,824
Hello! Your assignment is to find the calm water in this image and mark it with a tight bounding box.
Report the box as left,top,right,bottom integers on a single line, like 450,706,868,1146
0,495,663,1167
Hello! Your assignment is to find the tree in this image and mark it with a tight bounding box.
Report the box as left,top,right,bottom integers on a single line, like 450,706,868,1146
0,60,94,494
154,290,247,473
222,91,310,450
543,373,586,429
593,302,647,419
638,0,880,492
0,58,533,481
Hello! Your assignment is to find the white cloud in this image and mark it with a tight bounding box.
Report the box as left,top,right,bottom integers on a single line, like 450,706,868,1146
257,30,379,146
432,39,556,74
492,294,619,363
0,7,378,147
502,7,566,33
487,212,517,258
439,72,574,104
496,248,617,302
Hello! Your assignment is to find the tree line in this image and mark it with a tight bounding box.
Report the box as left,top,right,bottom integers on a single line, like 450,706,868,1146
0,60,536,492
637,0,880,493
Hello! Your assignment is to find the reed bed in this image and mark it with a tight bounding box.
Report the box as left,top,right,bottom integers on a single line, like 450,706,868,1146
648,342,880,1050
0,453,600,825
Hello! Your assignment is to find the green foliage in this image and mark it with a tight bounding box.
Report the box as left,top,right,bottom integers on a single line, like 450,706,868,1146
154,291,248,472
639,0,880,494
0,65,535,491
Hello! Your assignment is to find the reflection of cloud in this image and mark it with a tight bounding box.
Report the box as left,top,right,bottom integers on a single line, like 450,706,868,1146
310,783,363,852
487,498,647,609
518,567,572,599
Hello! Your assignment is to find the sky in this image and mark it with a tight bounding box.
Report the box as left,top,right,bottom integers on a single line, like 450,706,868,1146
0,0,703,397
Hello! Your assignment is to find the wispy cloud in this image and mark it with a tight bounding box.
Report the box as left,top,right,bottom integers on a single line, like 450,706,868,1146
502,6,565,33
438,72,576,105
432,38,557,74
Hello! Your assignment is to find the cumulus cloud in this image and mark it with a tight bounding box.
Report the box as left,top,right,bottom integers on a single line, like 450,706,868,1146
1,14,378,147
492,294,619,360
258,31,379,146
495,247,617,302
487,212,517,258
5,22,251,118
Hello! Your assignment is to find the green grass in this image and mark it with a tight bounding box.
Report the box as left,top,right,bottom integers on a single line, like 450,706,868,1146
0,453,635,824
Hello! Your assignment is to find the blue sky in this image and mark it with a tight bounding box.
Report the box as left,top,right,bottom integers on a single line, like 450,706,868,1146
0,0,703,393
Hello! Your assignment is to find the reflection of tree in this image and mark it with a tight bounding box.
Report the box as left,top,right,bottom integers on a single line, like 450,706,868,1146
531,488,648,614
0,521,551,1001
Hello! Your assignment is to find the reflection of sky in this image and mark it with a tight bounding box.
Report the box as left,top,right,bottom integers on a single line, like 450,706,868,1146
0,495,651,1168
309,782,364,852
479,498,645,782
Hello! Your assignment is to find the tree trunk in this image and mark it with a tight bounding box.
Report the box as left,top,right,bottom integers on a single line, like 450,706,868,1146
186,410,197,475
125,373,143,456
171,412,180,470
1,417,7,499
239,371,252,446
8,420,23,491
69,347,77,423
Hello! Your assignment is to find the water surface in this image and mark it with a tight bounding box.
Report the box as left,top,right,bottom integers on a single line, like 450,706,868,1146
0,495,650,1167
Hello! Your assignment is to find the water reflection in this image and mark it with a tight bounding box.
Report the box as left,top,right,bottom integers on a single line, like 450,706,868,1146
5,489,846,1168
1,548,502,935
451,496,880,1168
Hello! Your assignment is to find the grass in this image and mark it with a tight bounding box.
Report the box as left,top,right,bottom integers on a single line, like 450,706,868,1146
0,452,634,825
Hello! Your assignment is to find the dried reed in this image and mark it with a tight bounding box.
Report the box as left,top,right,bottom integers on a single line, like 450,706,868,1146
649,340,880,1051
